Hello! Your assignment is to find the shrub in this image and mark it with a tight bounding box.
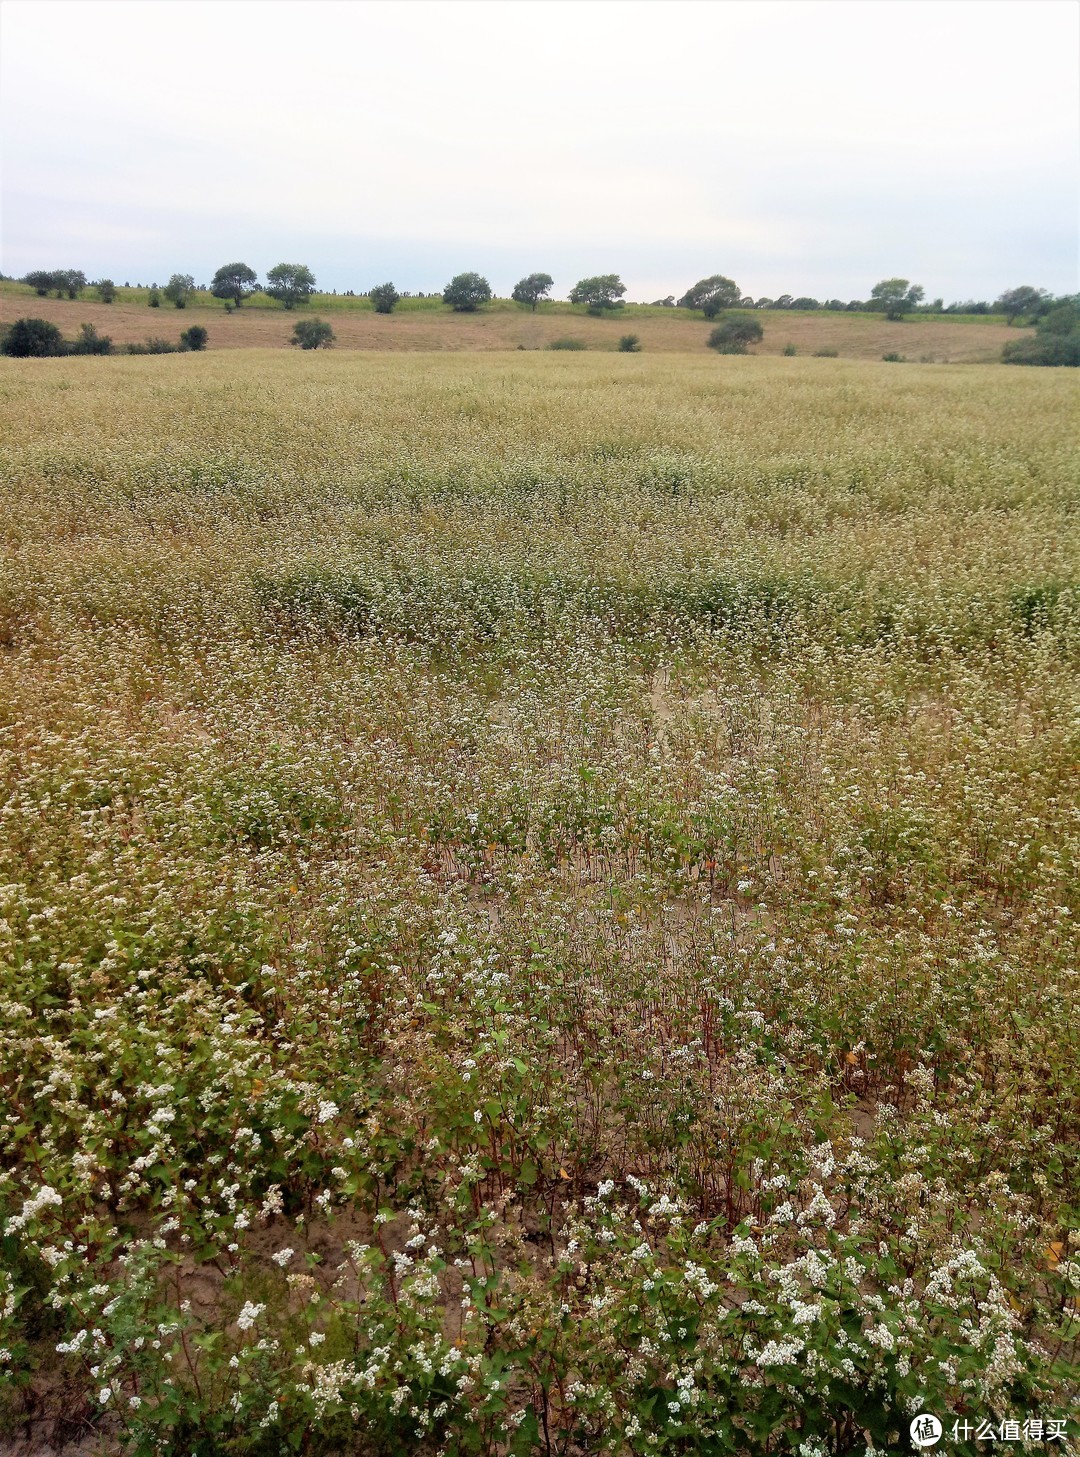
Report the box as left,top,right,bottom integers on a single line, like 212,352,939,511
369,282,400,314
1002,331,1080,367
617,334,641,352
707,317,763,354
882,352,905,362
547,337,587,351
782,343,797,356
126,337,179,355
180,326,209,352
812,347,839,357
291,319,335,350
1,318,66,357
70,323,113,356
1001,301,1080,366
148,288,161,308
96,279,116,304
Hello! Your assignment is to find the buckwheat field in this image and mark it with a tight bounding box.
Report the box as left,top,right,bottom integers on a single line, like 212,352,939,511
1,350,1077,1455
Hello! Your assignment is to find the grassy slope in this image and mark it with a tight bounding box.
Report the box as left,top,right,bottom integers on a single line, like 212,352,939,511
0,280,1025,360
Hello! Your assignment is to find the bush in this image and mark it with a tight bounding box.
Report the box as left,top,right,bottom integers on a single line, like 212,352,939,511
148,288,161,308
617,334,641,352
812,347,839,357
1001,302,1080,366
882,352,905,362
291,319,335,350
706,317,763,354
547,337,587,351
369,282,400,314
1,318,66,357
70,323,113,356
96,279,116,304
782,343,797,356
126,337,179,355
180,326,208,352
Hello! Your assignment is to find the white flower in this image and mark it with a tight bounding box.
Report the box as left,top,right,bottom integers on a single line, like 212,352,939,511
98,1387,111,1405
5,1184,62,1235
271,1248,294,1267
317,1101,339,1124
236,1301,265,1331
756,1336,805,1366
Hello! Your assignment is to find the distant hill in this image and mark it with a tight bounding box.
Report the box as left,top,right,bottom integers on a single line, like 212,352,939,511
0,281,1024,361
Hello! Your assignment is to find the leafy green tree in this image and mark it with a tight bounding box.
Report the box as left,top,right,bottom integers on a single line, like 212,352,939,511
1,318,66,356
707,317,763,354
996,286,1048,325
291,318,335,350
57,270,86,299
443,273,492,312
180,325,208,351
211,262,259,306
23,270,57,297
569,274,626,314
148,288,161,308
265,263,316,310
678,274,740,318
511,273,553,311
869,278,925,320
163,274,196,309
369,282,401,314
96,279,116,303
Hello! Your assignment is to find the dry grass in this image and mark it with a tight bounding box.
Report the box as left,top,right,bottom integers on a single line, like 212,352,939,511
0,290,1023,360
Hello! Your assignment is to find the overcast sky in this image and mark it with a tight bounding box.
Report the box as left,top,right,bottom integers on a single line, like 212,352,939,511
1,0,1077,301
